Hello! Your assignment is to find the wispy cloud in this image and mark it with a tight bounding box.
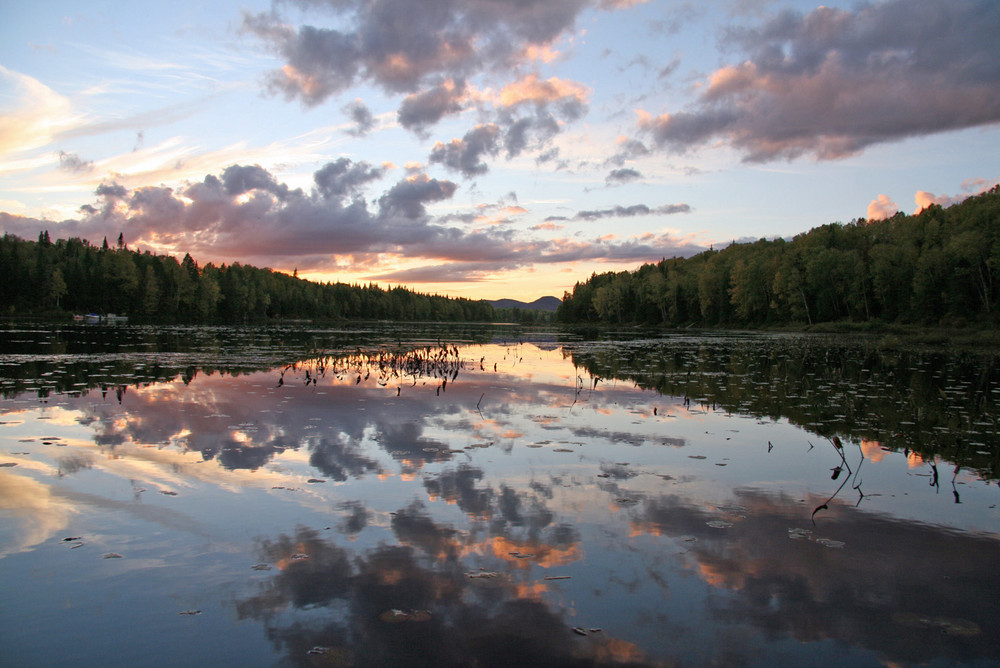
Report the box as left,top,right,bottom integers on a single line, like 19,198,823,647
0,66,81,157
545,202,691,222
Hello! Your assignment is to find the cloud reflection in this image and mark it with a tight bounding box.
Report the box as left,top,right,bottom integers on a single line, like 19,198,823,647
628,489,1000,664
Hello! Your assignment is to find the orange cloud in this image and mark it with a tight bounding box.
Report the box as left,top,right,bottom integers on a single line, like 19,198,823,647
490,536,583,569
523,44,560,63
497,74,589,108
866,194,898,221
860,439,886,463
592,637,646,664
531,221,564,231
698,559,745,590
513,581,550,600
906,451,927,468
600,0,650,7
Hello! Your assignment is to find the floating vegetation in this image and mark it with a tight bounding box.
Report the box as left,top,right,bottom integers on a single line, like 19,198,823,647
178,610,202,616
893,613,981,637
379,609,432,623
815,538,845,549
102,552,123,559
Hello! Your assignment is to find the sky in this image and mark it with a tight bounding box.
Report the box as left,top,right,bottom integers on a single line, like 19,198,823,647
1,0,998,302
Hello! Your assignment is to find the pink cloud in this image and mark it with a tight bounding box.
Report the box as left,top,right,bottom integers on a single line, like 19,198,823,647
497,75,589,109
636,0,1000,162
866,194,898,221
1,161,706,286
913,179,998,213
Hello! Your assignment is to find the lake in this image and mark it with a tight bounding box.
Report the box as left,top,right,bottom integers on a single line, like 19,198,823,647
1,323,998,667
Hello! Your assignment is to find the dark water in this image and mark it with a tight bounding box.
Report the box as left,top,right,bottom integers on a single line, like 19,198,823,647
1,324,998,667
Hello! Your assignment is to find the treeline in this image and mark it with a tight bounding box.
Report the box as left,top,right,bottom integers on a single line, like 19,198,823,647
492,307,555,324
0,234,495,322
558,186,1000,328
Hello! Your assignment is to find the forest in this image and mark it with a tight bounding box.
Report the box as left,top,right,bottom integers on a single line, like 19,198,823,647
0,233,495,323
557,186,1000,328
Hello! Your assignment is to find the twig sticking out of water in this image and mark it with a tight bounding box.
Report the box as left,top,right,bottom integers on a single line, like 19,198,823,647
812,436,866,524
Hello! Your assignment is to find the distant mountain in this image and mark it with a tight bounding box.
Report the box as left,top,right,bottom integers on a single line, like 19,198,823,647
488,296,561,312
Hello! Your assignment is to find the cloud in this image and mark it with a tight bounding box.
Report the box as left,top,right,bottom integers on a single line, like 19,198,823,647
221,163,297,201
369,225,704,284
912,178,999,213
397,79,469,135
243,15,361,105
495,75,588,119
314,157,386,199
638,0,1000,162
371,261,500,284
244,0,603,104
428,124,501,177
605,167,641,185
605,138,650,168
599,0,649,7
0,161,702,287
342,99,375,136
57,151,94,173
244,0,607,170
377,174,458,219
95,183,129,199
0,471,77,558
0,66,79,157
866,194,897,221
546,202,691,222
426,76,590,175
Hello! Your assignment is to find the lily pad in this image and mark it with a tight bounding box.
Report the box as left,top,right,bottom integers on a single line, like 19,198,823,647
466,571,501,579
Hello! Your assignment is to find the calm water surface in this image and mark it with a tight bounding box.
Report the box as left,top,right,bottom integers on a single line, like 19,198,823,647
1,324,998,667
